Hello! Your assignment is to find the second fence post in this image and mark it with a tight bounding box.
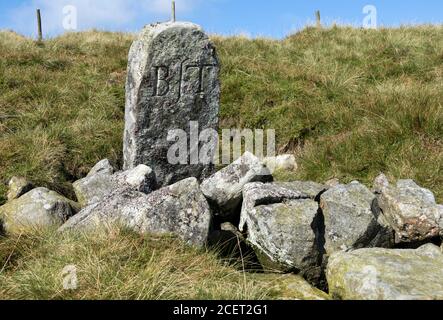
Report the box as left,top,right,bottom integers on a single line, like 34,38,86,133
316,10,321,29
172,1,176,22
37,9,43,41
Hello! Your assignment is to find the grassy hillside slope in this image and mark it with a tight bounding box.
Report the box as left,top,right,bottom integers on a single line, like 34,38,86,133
0,25,442,300
1,26,442,205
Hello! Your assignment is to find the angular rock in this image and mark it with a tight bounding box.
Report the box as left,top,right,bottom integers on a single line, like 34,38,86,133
0,188,76,233
239,181,325,232
377,179,443,243
201,152,272,217
123,22,220,187
73,164,156,208
87,159,115,177
320,182,394,255
263,154,297,174
61,178,211,247
7,177,34,201
327,244,443,300
240,182,322,281
276,181,327,200
372,173,390,194
324,178,340,188
249,274,330,300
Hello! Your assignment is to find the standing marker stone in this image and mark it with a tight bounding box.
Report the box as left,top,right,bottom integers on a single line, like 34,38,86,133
123,22,220,187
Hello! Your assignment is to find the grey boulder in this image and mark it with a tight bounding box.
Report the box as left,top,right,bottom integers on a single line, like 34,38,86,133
0,188,77,234
73,163,156,207
372,173,390,194
376,179,443,242
320,181,394,255
87,159,115,177
7,176,34,201
201,152,272,216
327,244,443,300
263,154,297,174
61,178,211,247
239,182,322,281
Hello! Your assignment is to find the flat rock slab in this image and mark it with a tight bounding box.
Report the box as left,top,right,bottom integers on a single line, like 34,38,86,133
327,244,443,300
0,187,77,234
377,179,443,242
240,182,322,282
320,182,394,254
61,178,211,247
73,163,156,208
123,22,220,187
201,152,272,217
7,176,34,201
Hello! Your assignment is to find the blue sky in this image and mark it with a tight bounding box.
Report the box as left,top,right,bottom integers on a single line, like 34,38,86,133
1,0,442,39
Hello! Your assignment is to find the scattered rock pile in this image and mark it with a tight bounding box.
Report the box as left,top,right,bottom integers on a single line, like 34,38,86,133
1,154,443,300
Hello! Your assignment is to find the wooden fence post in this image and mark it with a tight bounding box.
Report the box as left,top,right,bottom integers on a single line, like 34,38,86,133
172,1,176,22
37,9,43,41
316,10,321,29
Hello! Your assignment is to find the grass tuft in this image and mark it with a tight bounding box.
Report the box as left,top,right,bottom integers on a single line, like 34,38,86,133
0,226,268,300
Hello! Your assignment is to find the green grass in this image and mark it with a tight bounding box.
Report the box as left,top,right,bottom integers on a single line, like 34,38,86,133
0,226,269,299
1,26,442,205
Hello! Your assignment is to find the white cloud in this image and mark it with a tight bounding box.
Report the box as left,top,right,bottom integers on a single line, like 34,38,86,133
9,0,201,36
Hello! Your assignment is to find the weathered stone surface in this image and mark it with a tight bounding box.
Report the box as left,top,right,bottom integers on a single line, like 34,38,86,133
240,182,322,281
320,182,394,255
61,178,211,247
73,164,156,208
249,274,330,300
377,179,443,243
123,22,220,187
276,181,327,200
372,173,390,194
327,244,443,300
7,177,34,201
324,178,340,188
239,181,324,232
0,188,77,233
263,154,297,174
87,159,115,177
201,152,272,216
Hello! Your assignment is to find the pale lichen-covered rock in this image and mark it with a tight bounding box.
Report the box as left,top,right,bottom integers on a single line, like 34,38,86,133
324,178,340,188
320,182,394,255
263,154,297,174
7,177,34,201
239,181,325,232
123,22,220,187
327,244,443,300
0,188,77,233
61,178,211,247
372,173,390,194
201,152,272,217
73,164,156,208
377,179,443,242
86,159,115,177
249,274,330,300
240,182,322,282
